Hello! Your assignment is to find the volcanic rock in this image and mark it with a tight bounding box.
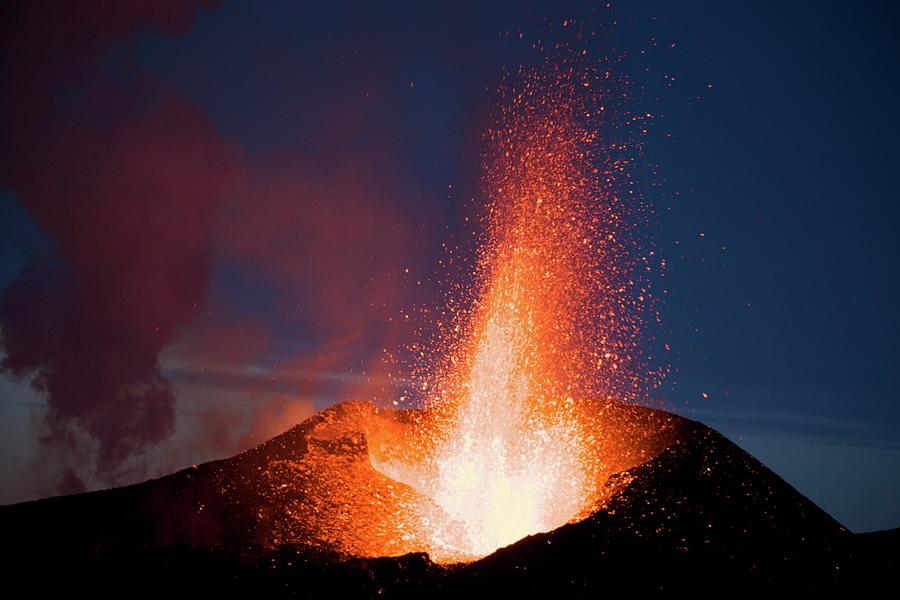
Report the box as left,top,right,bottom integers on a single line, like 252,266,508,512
0,401,894,597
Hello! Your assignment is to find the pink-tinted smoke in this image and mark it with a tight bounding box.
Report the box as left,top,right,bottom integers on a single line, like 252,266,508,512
0,1,237,493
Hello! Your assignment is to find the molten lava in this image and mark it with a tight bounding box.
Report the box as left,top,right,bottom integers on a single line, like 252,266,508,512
262,50,662,564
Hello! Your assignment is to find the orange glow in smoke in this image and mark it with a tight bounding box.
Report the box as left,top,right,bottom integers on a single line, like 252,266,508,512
260,48,668,564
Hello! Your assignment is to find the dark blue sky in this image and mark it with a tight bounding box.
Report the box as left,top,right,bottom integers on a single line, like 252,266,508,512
1,1,898,530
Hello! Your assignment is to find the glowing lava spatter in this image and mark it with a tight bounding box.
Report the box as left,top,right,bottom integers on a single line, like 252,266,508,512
368,51,654,560
261,45,663,565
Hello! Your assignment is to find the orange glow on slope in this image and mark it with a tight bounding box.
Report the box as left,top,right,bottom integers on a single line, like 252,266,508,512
261,48,665,564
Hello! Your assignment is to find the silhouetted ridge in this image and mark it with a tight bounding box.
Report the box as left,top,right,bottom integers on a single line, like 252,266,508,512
0,402,891,597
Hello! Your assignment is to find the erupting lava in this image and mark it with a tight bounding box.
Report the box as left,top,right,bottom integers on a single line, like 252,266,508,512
262,48,662,564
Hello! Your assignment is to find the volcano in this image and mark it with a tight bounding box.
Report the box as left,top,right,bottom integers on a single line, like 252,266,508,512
1,401,895,596
3,46,896,598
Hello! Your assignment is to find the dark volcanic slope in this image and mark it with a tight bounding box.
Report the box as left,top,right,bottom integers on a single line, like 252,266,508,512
0,403,893,597
441,420,850,595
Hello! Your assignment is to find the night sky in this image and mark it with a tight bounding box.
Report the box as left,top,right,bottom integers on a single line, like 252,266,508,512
1,1,898,532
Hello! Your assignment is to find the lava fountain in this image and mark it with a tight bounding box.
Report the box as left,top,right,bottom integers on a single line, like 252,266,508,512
368,53,655,560
262,49,665,564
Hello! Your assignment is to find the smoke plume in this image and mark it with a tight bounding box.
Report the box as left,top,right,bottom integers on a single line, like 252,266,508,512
0,1,236,492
